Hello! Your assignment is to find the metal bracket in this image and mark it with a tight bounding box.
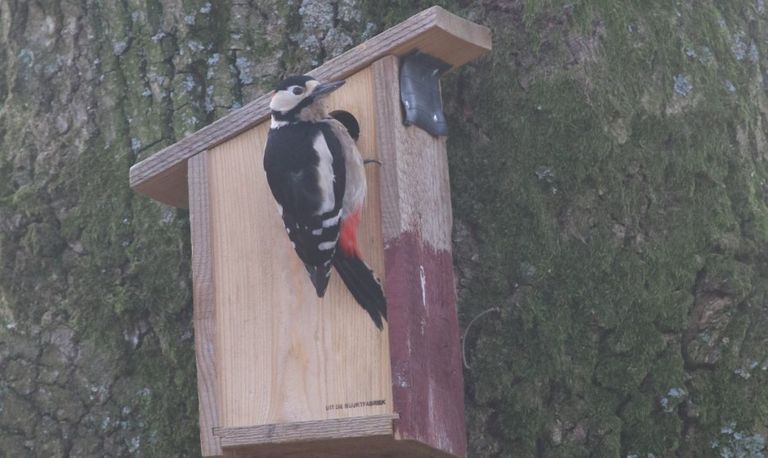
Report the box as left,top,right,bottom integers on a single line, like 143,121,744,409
399,51,452,136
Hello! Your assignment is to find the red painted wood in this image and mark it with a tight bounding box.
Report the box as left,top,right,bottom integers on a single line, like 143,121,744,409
385,231,467,457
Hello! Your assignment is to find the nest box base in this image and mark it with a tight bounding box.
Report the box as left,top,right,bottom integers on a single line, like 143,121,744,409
217,416,452,458
222,439,453,458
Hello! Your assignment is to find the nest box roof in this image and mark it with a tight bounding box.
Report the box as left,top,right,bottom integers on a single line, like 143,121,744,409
129,6,491,208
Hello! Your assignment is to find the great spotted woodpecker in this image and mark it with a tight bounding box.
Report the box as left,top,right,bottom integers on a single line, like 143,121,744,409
263,75,387,329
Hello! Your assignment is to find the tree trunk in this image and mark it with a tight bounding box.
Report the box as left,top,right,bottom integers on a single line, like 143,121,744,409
1,1,766,456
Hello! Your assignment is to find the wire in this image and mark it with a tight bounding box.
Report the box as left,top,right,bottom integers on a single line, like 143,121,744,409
461,306,501,370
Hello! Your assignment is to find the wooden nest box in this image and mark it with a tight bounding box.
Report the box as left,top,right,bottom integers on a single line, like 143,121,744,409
129,7,490,457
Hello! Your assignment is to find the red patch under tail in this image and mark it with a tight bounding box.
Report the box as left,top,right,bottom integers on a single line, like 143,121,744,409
339,210,362,258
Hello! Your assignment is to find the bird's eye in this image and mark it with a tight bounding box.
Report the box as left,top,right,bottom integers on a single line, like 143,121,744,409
292,87,304,95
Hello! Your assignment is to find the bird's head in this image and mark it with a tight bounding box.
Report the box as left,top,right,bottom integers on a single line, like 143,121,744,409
269,76,345,125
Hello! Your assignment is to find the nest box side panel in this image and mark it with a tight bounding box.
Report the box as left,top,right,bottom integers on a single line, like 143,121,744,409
206,66,393,432
373,55,467,457
189,151,223,457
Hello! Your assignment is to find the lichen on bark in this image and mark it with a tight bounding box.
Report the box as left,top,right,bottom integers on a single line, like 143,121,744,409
0,0,766,457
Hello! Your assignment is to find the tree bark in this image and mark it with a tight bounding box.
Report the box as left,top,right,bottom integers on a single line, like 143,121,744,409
0,1,766,456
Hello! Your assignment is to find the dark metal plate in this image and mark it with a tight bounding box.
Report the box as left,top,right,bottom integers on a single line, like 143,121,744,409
399,51,452,137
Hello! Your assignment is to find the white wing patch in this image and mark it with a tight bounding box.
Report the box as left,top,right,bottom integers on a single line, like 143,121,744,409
269,89,304,112
318,241,336,251
322,211,342,228
313,131,336,214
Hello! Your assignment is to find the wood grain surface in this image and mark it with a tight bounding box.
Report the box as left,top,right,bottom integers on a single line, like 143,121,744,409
214,414,396,448
374,55,467,457
206,67,392,432
373,57,453,251
188,152,223,457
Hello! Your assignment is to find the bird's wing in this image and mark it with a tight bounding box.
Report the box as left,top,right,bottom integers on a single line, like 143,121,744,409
263,124,346,269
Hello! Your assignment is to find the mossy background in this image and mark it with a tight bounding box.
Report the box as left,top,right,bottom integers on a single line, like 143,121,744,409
1,0,767,456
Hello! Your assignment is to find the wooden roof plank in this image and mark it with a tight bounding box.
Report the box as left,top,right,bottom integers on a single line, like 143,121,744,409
129,6,491,207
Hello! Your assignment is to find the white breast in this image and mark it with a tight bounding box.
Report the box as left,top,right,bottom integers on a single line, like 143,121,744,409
325,120,366,214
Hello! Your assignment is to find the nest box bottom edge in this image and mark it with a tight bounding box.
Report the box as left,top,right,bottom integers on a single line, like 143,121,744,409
209,413,461,458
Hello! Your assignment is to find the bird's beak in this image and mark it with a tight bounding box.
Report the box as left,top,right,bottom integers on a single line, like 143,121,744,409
312,80,345,97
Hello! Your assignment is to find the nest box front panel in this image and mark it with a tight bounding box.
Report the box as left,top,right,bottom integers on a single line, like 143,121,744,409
205,66,392,429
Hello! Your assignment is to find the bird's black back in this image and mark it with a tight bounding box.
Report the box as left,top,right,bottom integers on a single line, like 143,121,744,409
263,121,346,268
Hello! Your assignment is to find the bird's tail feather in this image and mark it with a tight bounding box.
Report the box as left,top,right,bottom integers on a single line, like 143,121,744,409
332,253,387,330
304,263,332,297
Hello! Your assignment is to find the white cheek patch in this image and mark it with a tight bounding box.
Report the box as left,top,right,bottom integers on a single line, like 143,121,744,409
269,91,301,112
306,80,319,94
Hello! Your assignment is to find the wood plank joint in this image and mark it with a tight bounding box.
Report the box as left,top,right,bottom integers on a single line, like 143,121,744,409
213,414,398,449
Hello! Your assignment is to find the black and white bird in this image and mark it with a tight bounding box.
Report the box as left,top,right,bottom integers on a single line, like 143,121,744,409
263,75,387,329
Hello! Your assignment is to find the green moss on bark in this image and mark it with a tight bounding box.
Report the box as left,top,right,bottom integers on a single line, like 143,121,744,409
446,1,768,456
